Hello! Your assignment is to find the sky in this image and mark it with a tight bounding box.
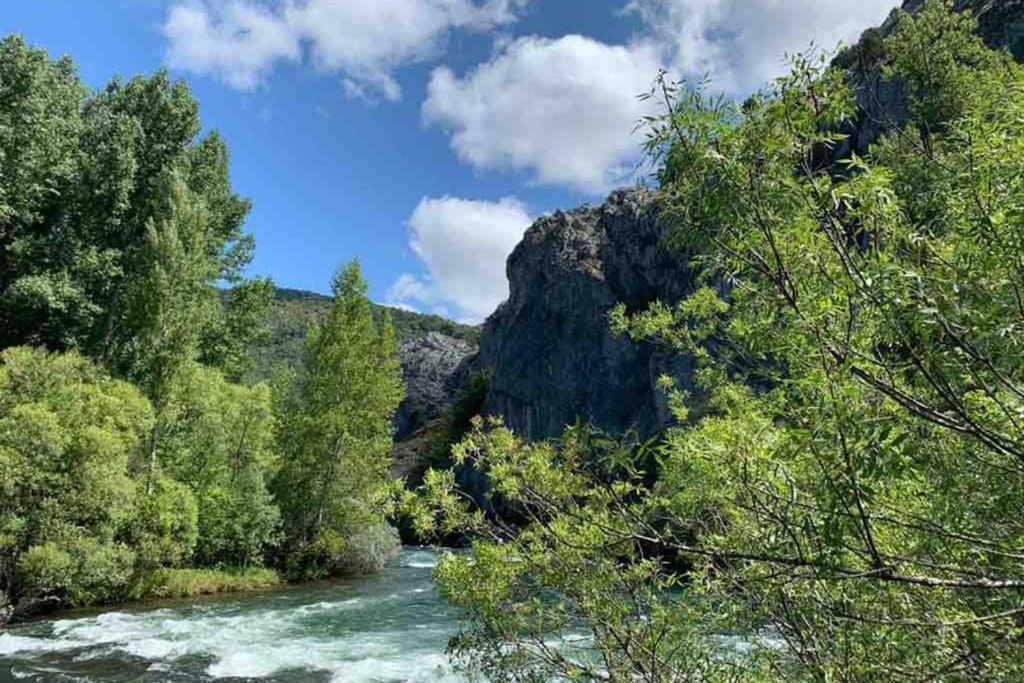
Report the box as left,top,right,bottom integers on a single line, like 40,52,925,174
1,0,901,322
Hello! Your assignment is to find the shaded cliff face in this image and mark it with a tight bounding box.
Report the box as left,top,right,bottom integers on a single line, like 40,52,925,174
395,332,475,441
478,189,695,441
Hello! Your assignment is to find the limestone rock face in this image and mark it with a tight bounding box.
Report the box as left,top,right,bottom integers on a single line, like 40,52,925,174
395,332,475,442
477,189,695,442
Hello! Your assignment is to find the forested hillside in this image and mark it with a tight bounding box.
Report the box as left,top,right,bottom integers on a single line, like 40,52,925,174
247,288,479,380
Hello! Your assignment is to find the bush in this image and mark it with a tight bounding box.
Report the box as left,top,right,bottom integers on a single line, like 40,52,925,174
17,543,74,597
18,537,135,605
330,523,401,577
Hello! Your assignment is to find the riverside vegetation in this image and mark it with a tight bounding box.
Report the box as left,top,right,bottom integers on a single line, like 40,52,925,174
2,1,1024,682
403,2,1024,681
0,34,404,623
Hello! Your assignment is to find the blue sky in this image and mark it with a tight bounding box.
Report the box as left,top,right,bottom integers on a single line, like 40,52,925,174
1,0,898,322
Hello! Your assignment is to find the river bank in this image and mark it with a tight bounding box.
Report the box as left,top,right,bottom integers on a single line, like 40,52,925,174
1,565,284,629
0,548,456,682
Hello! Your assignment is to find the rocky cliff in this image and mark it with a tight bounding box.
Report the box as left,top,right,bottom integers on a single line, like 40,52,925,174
395,333,475,441
476,189,695,441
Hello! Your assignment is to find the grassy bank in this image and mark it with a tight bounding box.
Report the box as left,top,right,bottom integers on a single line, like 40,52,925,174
133,567,282,600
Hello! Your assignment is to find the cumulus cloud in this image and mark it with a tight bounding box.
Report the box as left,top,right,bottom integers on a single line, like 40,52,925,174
422,1,900,193
164,1,301,90
163,0,527,98
423,35,663,193
626,0,901,94
388,196,533,322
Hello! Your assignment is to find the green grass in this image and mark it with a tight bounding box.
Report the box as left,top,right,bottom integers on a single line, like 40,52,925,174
136,567,282,599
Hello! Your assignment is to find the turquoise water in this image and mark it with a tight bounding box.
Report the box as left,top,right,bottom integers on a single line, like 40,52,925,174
0,548,462,682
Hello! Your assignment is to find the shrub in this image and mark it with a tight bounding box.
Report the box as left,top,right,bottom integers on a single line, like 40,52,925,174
330,523,401,577
18,537,135,605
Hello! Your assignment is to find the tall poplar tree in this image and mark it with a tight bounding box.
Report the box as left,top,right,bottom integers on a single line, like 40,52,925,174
274,261,404,577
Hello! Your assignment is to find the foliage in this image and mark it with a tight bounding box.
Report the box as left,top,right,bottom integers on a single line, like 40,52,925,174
130,476,198,570
0,37,409,619
273,262,405,579
0,35,271,382
0,347,149,560
0,347,147,605
160,362,281,568
18,538,136,606
411,3,1024,681
329,523,402,577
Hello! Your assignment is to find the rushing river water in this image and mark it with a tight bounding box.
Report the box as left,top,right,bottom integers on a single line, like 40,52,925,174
0,548,461,682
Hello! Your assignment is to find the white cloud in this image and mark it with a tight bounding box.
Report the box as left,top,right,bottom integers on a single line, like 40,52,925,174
388,196,533,322
423,35,663,193
385,300,421,314
164,1,301,90
163,0,527,98
422,1,901,193
626,0,901,94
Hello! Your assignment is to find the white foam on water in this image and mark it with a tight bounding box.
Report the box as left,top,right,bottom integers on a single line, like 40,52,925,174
401,548,445,569
328,653,460,683
2,578,460,680
0,633,82,656
293,597,363,615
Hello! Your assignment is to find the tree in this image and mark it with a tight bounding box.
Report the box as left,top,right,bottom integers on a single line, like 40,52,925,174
0,37,271,383
160,362,280,569
410,3,1024,681
0,347,151,605
0,36,88,349
274,261,404,578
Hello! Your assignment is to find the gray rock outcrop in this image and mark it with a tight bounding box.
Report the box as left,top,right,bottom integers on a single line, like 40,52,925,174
477,189,695,442
395,332,475,441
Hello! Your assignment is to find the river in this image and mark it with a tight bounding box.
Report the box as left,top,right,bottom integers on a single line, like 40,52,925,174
0,548,461,682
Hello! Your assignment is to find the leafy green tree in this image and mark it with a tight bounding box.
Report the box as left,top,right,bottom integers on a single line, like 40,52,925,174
274,261,404,578
0,36,271,383
0,36,279,611
160,362,280,568
0,36,88,348
0,347,150,605
410,3,1024,681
